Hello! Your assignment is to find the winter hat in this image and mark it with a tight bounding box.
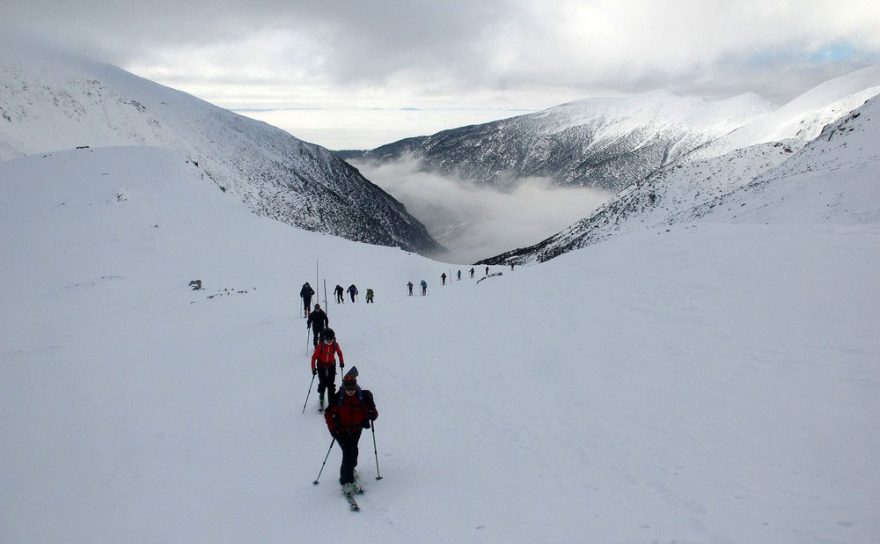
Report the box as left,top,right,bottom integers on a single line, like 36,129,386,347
343,366,359,383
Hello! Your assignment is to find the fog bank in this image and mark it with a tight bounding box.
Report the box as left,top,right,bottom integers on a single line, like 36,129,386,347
353,158,613,264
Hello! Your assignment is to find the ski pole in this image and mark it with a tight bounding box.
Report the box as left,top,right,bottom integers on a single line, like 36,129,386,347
312,437,336,485
371,422,383,480
305,325,311,356
301,373,316,414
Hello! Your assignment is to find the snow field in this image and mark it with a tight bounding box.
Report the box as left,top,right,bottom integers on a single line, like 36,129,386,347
2,146,879,543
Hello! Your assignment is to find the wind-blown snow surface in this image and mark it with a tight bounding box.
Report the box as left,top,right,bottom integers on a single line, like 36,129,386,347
2,147,879,543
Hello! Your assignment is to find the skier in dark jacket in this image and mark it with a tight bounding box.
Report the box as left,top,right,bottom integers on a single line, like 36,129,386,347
325,368,378,493
406,281,414,296
469,267,475,278
420,279,427,296
441,272,447,285
347,284,358,303
365,289,374,303
307,304,329,347
334,284,344,304
300,282,315,317
310,328,344,411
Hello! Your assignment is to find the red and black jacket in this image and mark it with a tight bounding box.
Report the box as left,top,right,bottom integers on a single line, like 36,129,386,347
311,341,343,371
325,388,378,435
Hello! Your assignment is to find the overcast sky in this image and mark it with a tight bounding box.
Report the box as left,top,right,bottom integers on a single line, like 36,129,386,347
5,0,880,148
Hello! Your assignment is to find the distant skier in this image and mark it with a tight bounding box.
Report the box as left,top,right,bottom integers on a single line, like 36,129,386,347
311,328,344,411
441,272,447,286
457,270,461,281
300,282,315,317
325,367,378,495
407,281,414,296
347,284,358,303
366,288,374,303
485,266,489,276
307,304,329,347
469,267,475,279
420,279,428,296
510,263,515,271
335,284,345,304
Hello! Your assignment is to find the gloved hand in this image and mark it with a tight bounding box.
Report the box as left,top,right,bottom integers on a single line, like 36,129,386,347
339,364,344,370
312,368,317,376
362,420,371,429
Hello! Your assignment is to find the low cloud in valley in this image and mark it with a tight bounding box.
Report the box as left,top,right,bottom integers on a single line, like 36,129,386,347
353,159,612,264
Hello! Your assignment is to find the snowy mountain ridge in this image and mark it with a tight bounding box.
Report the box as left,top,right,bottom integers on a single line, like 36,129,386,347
480,94,880,264
687,65,880,162
349,90,774,192
0,43,439,253
347,67,879,207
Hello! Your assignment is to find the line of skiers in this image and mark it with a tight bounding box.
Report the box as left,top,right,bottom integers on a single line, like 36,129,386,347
299,264,514,496
304,304,378,496
330,284,375,304
405,265,510,296
308,265,512,311
405,280,430,296
302,283,376,309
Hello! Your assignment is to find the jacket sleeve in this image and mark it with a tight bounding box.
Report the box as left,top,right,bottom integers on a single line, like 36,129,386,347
362,390,378,421
335,344,344,366
324,406,336,434
310,346,319,371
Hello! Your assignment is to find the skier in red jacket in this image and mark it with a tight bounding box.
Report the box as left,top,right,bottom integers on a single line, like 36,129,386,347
325,367,378,494
310,328,344,411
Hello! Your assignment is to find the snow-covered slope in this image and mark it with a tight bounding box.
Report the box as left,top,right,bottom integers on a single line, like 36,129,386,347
482,90,880,265
693,100,880,226
0,43,439,253
688,65,880,161
350,91,773,191
2,142,879,543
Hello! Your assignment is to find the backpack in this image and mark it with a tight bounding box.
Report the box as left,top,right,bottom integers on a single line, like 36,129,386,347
333,388,377,428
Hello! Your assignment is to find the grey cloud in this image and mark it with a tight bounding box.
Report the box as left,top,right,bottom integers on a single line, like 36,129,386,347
5,0,880,137
8,0,877,102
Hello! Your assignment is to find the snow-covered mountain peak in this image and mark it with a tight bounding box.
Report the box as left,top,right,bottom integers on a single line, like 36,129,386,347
0,43,440,253
480,90,880,265
356,88,773,192
688,64,880,161
532,89,773,137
